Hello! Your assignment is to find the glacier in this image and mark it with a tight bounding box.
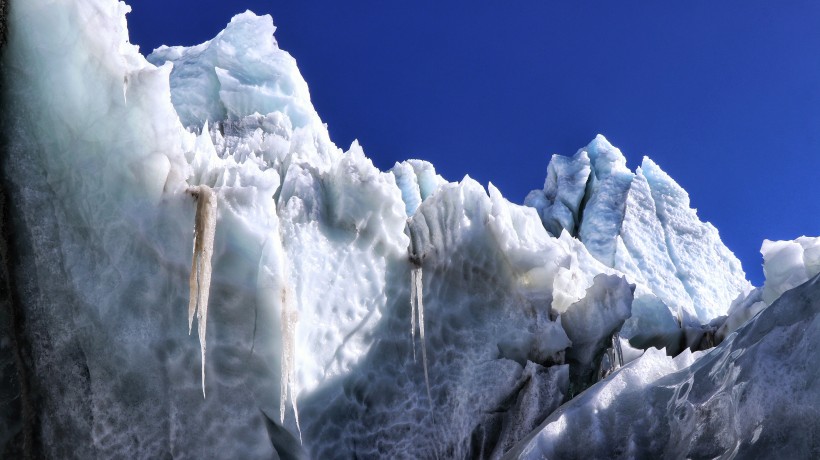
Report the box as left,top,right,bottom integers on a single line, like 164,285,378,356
0,0,817,458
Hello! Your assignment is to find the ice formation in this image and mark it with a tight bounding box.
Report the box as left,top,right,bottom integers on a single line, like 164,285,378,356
0,0,817,458
279,274,299,437
409,266,432,404
187,184,217,397
760,236,820,304
526,137,751,324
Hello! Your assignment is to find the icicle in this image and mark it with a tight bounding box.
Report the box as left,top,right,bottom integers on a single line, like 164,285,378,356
411,266,432,405
281,291,303,443
188,185,217,398
613,332,624,368
279,288,291,424
407,220,432,405
276,244,302,442
410,269,418,362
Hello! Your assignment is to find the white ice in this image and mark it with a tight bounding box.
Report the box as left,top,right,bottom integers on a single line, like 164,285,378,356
761,236,820,304
526,136,751,324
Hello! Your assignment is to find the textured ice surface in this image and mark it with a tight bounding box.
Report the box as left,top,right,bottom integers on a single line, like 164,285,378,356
524,149,590,236
561,274,633,388
708,236,820,347
148,11,319,131
578,136,635,268
508,273,820,459
391,159,447,216
1,0,815,458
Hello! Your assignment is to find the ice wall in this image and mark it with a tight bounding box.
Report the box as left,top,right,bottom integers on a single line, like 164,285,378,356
1,0,285,457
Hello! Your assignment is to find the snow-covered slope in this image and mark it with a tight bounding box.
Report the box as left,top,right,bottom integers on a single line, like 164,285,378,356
0,0,816,458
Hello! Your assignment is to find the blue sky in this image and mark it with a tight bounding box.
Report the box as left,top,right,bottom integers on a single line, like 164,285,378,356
128,1,820,286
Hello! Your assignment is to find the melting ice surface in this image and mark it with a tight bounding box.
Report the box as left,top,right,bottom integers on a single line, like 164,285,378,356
0,0,817,458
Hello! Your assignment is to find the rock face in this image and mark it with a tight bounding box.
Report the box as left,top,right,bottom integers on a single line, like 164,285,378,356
0,0,816,458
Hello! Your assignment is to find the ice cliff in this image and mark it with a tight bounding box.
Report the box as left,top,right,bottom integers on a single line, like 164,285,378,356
0,1,817,458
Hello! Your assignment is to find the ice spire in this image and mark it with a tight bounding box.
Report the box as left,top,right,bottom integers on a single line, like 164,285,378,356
188,185,217,398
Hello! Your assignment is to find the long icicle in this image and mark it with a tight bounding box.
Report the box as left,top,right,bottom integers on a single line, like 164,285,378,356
188,185,217,398
276,235,302,443
412,266,432,405
282,293,303,444
279,288,291,425
410,269,418,362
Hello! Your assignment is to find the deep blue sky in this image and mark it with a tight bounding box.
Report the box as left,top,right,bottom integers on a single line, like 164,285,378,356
127,1,820,286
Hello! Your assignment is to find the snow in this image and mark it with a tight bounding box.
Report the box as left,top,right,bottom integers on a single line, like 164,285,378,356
1,0,816,457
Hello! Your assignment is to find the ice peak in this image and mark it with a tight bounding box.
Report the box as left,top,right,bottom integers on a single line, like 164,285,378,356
639,156,690,205
526,137,749,322
589,133,613,148
583,134,629,178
